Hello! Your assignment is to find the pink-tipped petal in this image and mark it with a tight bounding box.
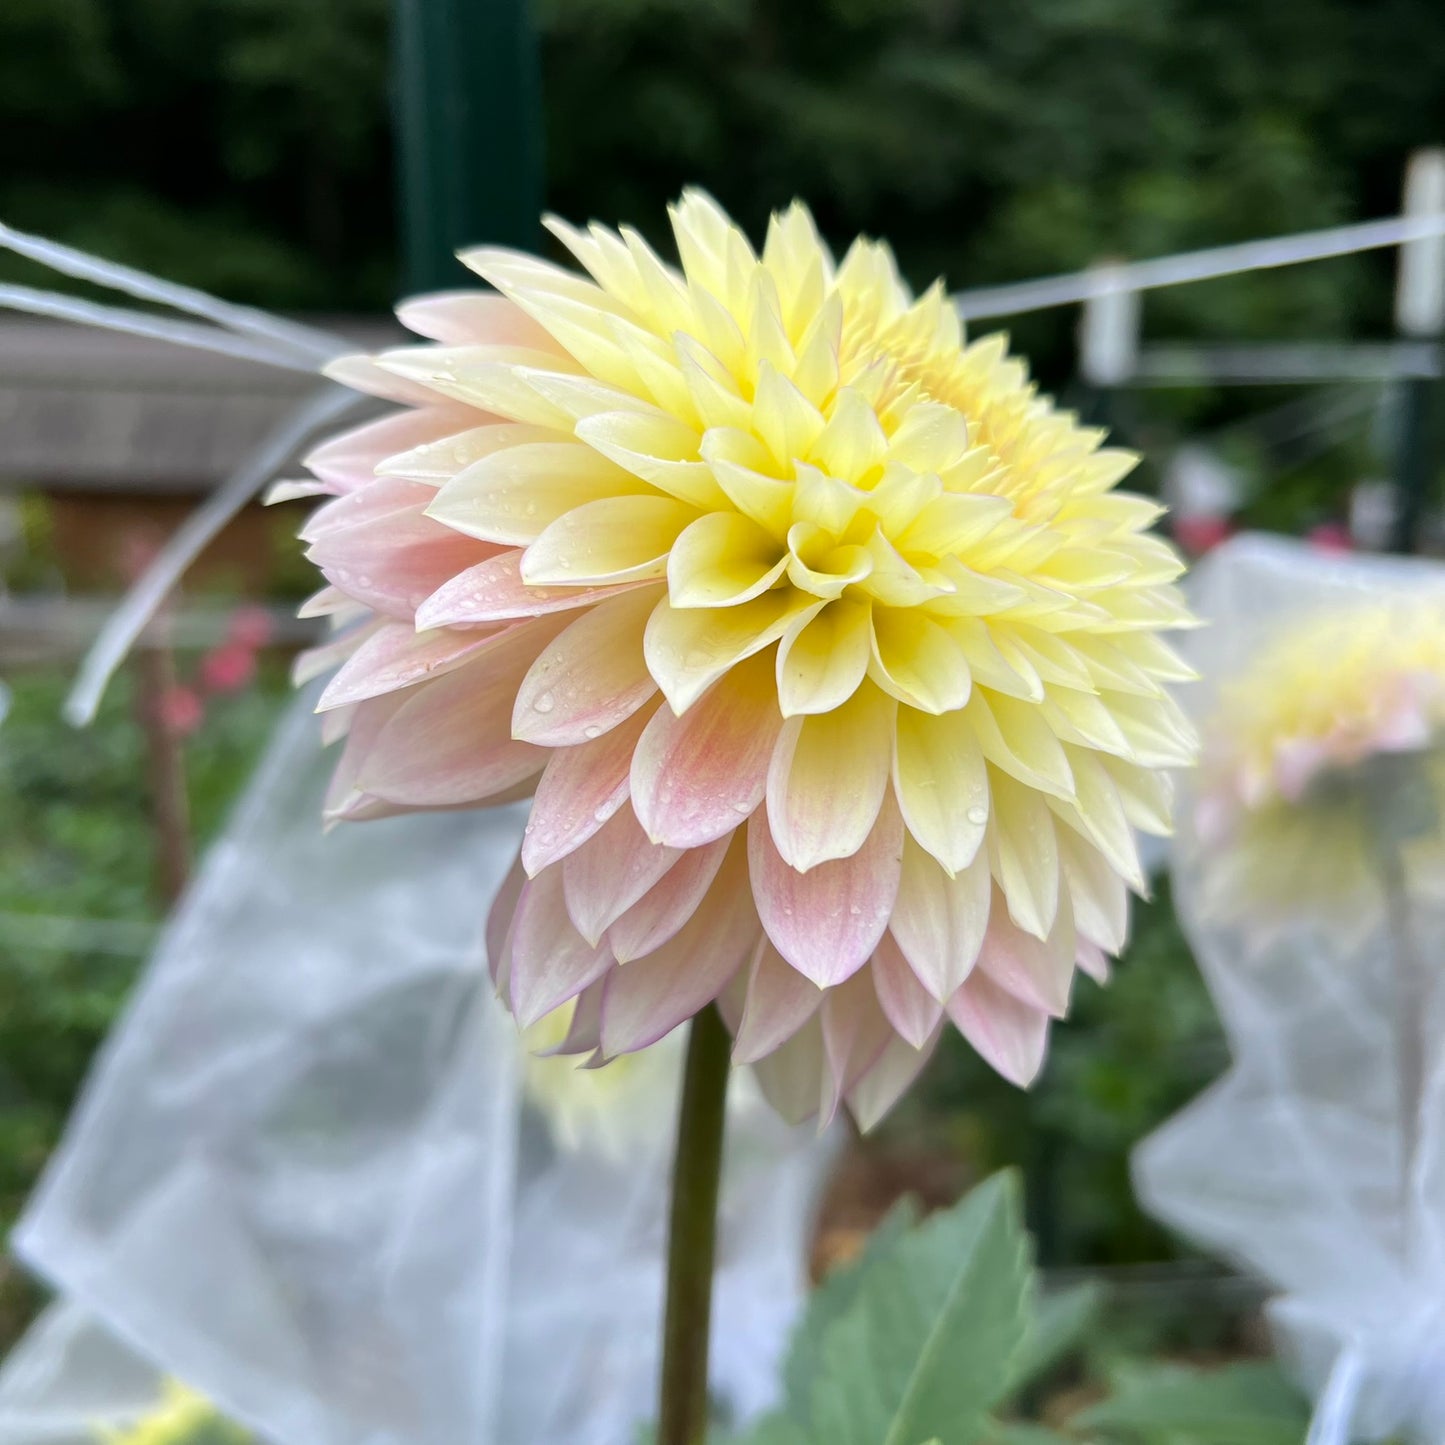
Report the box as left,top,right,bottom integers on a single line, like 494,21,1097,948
975,890,1075,1019
513,586,662,745
1058,827,1130,956
535,979,607,1057
732,937,824,1065
947,970,1051,1088
1076,939,1111,984
304,404,476,491
748,797,903,987
561,806,681,946
607,835,731,962
486,850,528,994
598,843,757,1055
507,866,616,1028
870,933,945,1049
630,653,783,847
293,619,383,689
820,972,896,1125
397,292,562,349
415,549,648,629
522,702,658,874
357,622,565,806
316,619,508,712
306,477,502,619
749,1016,826,1127
887,836,991,1003
321,690,408,824
325,352,454,407
847,1029,941,1132
765,683,895,871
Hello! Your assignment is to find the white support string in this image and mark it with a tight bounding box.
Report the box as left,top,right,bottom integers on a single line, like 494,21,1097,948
62,386,361,727
0,220,343,365
0,284,328,374
955,212,1445,321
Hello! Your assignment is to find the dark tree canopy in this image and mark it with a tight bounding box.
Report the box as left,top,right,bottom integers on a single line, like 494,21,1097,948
3,0,1443,347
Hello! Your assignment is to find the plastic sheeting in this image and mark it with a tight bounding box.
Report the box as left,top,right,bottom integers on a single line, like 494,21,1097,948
1,690,835,1445
1135,535,1445,1444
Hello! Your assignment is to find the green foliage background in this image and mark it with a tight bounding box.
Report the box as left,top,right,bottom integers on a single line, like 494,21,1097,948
5,0,1444,348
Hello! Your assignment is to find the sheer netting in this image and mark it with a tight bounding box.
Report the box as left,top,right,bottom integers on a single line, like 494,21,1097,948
1,691,834,1445
1135,535,1445,1444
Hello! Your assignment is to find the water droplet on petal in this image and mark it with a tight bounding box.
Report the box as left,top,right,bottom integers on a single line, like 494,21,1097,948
966,805,988,826
583,723,602,740
533,691,556,715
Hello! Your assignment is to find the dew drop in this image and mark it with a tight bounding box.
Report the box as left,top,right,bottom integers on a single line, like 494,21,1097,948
583,724,602,740
533,691,556,714
730,801,752,814
966,805,988,826
592,805,611,822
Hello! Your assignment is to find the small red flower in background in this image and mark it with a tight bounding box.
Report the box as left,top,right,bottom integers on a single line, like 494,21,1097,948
1306,522,1353,554
156,685,205,738
200,643,258,695
1173,515,1235,556
225,605,274,651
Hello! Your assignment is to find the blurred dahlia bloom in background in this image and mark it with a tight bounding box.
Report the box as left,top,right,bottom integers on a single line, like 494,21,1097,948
287,191,1197,1126
1192,576,1445,932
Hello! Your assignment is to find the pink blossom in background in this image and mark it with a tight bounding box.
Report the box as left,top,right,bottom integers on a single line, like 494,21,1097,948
156,685,204,739
200,643,258,695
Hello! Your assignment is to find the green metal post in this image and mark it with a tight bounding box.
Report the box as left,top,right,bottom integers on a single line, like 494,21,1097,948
1391,372,1436,555
393,0,544,294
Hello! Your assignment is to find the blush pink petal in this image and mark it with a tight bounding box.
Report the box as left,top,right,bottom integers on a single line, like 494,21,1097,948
870,933,945,1049
847,1030,941,1132
306,478,503,619
750,1017,827,1126
304,404,477,492
976,890,1075,1018
315,619,509,712
324,352,459,408
536,978,607,1057
732,937,824,1065
748,798,904,988
889,838,991,1003
396,292,565,350
522,702,658,875
513,586,662,746
415,549,649,628
607,835,731,962
321,690,408,824
820,972,896,1124
356,622,566,806
630,654,783,847
293,618,383,688
486,850,528,994
560,807,681,946
598,843,758,1055
1076,939,1111,984
507,868,616,1028
946,970,1051,1088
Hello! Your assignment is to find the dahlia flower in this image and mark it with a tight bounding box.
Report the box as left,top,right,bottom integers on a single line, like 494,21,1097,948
1193,595,1445,929
289,191,1195,1127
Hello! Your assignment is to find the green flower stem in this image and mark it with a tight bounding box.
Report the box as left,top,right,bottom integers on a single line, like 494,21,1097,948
658,1003,731,1445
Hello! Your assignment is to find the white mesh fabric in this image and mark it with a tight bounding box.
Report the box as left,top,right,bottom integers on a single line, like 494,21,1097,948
1134,535,1445,1444
3,691,833,1445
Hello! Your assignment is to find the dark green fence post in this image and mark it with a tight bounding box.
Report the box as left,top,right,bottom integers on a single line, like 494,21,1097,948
392,0,544,295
